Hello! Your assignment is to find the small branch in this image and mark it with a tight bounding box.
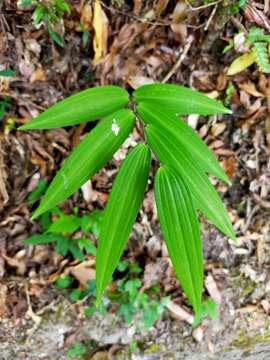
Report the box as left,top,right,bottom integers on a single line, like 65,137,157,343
162,35,193,83
184,0,223,11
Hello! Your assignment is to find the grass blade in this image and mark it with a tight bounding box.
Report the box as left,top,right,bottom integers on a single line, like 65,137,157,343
19,86,129,130
96,144,151,303
155,167,203,314
32,109,135,218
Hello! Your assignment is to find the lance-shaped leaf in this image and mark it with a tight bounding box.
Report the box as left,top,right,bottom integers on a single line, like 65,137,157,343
19,86,129,130
32,109,135,219
155,167,203,314
145,126,236,241
96,144,151,303
137,102,230,184
133,83,231,116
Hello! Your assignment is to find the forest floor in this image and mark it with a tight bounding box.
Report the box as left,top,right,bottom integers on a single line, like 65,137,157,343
1,1,270,359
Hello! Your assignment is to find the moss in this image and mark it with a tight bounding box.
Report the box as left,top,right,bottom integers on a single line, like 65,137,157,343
232,330,270,351
146,343,161,353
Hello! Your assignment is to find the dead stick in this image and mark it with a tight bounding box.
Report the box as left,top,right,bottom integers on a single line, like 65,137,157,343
162,35,193,83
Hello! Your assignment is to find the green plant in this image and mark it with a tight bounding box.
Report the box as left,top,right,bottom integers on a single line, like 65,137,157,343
67,342,87,358
0,97,11,121
18,0,70,46
107,261,169,329
193,298,218,327
228,26,270,75
20,83,236,315
24,194,101,262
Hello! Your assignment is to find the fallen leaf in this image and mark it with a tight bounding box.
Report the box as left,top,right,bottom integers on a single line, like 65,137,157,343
227,52,255,76
81,4,93,31
66,260,96,286
166,300,194,324
30,68,46,83
92,0,108,66
211,123,226,137
204,274,222,304
238,82,264,97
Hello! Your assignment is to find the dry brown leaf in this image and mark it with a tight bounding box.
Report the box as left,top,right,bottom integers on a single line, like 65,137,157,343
244,3,270,32
211,123,226,137
155,0,169,17
81,4,93,31
166,300,194,324
30,68,46,83
90,351,109,360
170,1,187,41
204,274,222,304
222,156,236,179
133,0,142,15
238,82,264,97
2,254,26,275
66,260,96,286
92,0,108,66
127,75,155,90
0,284,8,318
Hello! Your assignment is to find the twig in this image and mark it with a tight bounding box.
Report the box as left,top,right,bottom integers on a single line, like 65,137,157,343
185,0,223,11
0,140,8,207
162,35,193,83
204,3,218,31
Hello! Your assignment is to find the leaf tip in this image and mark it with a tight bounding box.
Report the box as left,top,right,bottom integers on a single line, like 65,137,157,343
31,208,42,220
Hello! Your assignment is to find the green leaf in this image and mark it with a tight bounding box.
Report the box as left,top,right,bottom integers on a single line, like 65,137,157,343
193,298,218,327
78,238,97,255
96,144,151,303
55,274,73,289
48,27,64,47
55,236,70,256
47,214,81,234
19,86,129,130
154,167,203,313
134,83,231,116
67,342,87,357
252,42,270,73
0,68,14,77
27,179,47,204
137,102,230,184
24,233,67,245
80,209,103,237
145,126,236,240
18,0,34,8
227,52,255,76
31,109,135,218
248,26,270,44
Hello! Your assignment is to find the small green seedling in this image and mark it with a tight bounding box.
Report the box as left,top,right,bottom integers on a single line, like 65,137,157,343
193,298,218,327
67,342,87,358
0,97,11,121
24,200,100,261
20,83,236,315
18,0,70,46
228,26,270,75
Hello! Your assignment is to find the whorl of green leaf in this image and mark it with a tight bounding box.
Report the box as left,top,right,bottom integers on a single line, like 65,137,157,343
137,102,230,184
19,86,129,130
252,42,270,73
32,109,135,218
155,167,203,314
96,144,151,303
145,125,236,241
134,83,231,116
